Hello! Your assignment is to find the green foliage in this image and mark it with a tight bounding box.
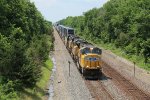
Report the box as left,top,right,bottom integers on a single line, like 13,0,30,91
0,34,13,75
124,44,136,54
60,0,150,69
0,81,19,100
26,35,52,65
19,59,53,100
141,39,150,63
0,0,53,98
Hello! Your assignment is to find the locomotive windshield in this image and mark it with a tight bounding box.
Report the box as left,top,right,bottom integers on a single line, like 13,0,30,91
81,47,91,54
68,29,74,35
92,48,102,54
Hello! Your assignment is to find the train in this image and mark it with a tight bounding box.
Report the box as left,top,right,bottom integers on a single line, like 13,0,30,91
54,23,102,79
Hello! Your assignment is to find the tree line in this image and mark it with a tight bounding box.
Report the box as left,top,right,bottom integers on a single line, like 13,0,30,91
59,0,150,66
0,0,53,99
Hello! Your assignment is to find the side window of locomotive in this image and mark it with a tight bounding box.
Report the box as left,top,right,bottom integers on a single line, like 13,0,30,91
81,49,86,55
64,29,67,36
67,36,70,41
85,48,91,54
81,48,91,54
92,48,102,54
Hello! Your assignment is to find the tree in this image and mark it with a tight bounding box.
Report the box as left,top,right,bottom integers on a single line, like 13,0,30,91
60,0,150,67
0,0,53,88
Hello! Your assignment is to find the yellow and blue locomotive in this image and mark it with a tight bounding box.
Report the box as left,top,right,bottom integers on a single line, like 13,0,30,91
55,24,102,79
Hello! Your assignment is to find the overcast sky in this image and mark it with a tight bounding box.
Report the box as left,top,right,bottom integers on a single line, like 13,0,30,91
30,0,108,22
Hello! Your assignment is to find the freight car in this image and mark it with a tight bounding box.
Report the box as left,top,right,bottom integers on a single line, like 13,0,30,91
55,24,102,79
56,25,75,45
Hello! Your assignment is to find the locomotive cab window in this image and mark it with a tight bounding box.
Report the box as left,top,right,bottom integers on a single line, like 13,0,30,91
92,48,102,54
81,47,91,54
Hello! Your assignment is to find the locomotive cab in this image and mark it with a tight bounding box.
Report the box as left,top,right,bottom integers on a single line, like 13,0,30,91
78,47,102,78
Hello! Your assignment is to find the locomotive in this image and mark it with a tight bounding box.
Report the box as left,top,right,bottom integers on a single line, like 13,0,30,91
54,24,102,79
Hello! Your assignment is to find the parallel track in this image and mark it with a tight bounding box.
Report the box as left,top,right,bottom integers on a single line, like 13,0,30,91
84,80,114,100
102,61,150,100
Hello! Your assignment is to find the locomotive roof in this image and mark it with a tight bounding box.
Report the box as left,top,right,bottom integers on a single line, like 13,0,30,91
81,43,94,48
58,25,64,27
74,38,94,48
65,27,74,30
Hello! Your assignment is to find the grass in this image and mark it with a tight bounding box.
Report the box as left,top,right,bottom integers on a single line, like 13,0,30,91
19,59,53,100
88,39,150,71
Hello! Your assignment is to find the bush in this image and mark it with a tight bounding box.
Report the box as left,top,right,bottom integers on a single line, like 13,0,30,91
0,81,19,100
23,34,52,87
124,44,136,54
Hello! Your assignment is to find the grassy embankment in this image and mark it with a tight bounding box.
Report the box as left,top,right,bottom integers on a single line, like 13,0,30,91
20,59,53,100
90,40,150,71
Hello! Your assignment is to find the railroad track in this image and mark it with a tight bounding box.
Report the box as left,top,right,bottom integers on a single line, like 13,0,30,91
102,61,150,100
84,79,114,100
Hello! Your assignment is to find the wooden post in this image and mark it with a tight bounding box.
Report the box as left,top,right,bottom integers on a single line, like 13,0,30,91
133,62,135,77
68,61,71,76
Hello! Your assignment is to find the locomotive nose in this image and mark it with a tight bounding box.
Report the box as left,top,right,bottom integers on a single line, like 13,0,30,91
84,55,101,69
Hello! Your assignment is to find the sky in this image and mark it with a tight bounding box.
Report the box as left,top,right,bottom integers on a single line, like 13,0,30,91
30,0,109,23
